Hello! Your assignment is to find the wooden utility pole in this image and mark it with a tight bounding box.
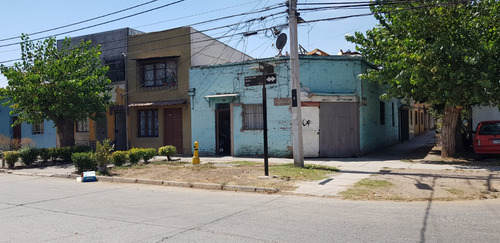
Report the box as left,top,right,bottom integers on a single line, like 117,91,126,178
288,0,304,167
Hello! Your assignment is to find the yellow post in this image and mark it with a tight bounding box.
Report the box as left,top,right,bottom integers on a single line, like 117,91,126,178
192,141,200,164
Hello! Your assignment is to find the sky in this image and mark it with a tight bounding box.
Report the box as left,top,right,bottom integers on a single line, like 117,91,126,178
0,0,380,88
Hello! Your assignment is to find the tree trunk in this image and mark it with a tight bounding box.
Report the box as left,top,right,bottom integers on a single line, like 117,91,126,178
55,119,75,147
441,106,461,158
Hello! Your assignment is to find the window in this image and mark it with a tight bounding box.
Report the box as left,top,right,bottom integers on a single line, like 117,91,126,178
391,103,395,127
379,101,385,125
138,109,158,137
105,57,125,82
140,58,177,87
243,104,263,130
76,119,89,132
32,122,44,134
410,110,412,125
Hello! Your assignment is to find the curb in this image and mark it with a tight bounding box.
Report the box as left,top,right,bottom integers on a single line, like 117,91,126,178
1,170,279,194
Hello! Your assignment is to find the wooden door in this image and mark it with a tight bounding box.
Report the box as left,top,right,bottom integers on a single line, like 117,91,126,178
319,103,359,157
164,108,183,153
12,117,21,140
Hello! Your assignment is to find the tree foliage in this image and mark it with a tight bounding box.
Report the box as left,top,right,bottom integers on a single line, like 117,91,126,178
0,35,112,147
347,0,500,157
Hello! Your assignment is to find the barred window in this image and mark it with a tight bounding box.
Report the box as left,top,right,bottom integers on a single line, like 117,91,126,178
140,59,177,88
32,122,44,134
243,104,263,130
76,119,89,132
138,109,158,137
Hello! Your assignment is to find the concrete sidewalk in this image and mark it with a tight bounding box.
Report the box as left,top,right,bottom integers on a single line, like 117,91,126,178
2,131,499,197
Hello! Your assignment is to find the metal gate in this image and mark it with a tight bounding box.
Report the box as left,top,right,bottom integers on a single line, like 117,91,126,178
319,102,359,157
114,111,127,150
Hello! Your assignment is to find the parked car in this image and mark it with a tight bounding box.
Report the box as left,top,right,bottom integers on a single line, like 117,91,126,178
473,120,500,159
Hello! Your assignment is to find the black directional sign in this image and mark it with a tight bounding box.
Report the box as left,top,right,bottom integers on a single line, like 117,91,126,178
244,73,277,87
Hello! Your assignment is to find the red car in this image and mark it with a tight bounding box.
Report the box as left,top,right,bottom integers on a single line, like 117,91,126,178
473,120,500,158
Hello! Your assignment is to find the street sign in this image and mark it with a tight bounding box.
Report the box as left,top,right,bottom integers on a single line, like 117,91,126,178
244,73,277,87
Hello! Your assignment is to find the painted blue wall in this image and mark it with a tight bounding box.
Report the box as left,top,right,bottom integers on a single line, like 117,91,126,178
190,56,400,157
0,105,57,148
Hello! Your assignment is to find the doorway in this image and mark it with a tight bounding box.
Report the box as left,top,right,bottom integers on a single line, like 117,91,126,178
164,108,183,153
12,116,21,140
114,110,127,150
216,104,231,155
319,102,360,157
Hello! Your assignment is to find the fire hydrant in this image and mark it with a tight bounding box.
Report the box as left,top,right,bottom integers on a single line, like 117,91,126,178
192,141,200,164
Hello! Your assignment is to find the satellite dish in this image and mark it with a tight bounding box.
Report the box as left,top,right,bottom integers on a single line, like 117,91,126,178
276,33,287,50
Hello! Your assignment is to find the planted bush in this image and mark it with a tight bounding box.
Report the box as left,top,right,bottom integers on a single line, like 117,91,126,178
128,148,142,164
72,152,96,172
39,148,51,163
3,151,20,168
93,139,113,167
19,147,39,166
112,151,128,166
142,148,157,163
59,147,73,162
158,145,176,161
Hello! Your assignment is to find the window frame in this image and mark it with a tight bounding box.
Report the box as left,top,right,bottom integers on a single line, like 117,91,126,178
138,109,159,137
76,119,90,133
243,104,263,130
32,122,44,134
379,101,385,125
138,58,178,88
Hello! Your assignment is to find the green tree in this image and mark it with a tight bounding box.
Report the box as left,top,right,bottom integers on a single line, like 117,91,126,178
0,35,112,147
347,0,500,157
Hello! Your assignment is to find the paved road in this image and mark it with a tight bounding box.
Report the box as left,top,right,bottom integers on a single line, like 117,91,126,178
1,174,499,242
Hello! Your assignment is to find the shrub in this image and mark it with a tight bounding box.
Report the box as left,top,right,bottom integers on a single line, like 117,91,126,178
72,152,97,172
112,151,128,166
128,148,142,164
39,148,51,163
48,147,61,161
19,147,39,166
0,134,10,151
158,145,176,161
20,137,35,148
74,145,91,153
59,147,73,162
142,148,157,163
3,151,20,168
93,139,114,167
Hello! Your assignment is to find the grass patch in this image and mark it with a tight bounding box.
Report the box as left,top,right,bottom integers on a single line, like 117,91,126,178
340,178,394,200
231,161,260,166
401,159,413,162
446,188,464,195
354,178,394,188
269,164,339,181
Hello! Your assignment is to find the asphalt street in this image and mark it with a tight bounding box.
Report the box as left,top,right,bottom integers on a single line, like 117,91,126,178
1,174,499,242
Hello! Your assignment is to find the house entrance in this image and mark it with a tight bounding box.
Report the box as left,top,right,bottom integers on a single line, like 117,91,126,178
216,103,231,155
12,117,21,140
164,108,183,153
114,110,127,150
319,102,359,157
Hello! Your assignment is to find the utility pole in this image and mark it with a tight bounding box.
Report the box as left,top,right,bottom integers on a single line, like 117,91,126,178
288,0,304,167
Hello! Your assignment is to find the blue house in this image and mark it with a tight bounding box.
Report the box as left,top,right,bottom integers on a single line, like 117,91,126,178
0,104,57,149
189,55,400,158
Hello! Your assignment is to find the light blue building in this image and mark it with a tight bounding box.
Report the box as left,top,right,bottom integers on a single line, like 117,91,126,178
0,105,57,149
189,55,400,158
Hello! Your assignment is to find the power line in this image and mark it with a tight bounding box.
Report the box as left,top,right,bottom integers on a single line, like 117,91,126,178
0,0,161,43
0,0,186,49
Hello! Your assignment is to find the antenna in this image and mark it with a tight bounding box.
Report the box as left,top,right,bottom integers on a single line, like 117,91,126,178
276,33,287,56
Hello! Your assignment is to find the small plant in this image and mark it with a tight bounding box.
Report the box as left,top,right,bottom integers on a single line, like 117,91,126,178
48,147,60,161
128,148,142,164
93,139,114,167
112,151,128,166
0,134,11,151
20,137,35,148
19,147,39,166
3,151,20,168
39,148,51,163
158,145,176,161
142,148,157,163
72,152,97,172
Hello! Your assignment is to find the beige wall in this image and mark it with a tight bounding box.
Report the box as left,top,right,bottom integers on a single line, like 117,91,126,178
127,27,193,154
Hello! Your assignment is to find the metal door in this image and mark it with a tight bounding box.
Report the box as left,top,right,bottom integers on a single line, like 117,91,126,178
319,102,359,157
96,117,107,142
114,111,127,150
302,106,320,157
164,108,183,153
